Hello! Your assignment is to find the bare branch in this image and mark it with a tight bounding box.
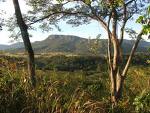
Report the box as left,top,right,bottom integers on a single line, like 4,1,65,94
119,2,127,45
119,0,137,45
107,11,112,70
122,30,143,77
126,0,135,5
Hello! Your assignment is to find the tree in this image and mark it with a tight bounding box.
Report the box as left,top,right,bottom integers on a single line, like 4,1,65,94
12,0,36,87
88,34,102,55
0,0,5,30
26,0,149,104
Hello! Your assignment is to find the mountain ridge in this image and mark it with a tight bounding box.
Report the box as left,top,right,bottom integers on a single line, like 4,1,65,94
0,35,150,55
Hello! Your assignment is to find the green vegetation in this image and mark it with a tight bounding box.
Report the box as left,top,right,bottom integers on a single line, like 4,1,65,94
1,53,149,71
0,0,149,112
0,54,150,113
1,35,150,54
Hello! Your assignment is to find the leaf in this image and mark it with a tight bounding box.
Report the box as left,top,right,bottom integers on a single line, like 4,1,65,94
56,0,64,3
136,16,144,23
142,25,150,35
147,5,150,14
85,0,91,5
117,0,124,6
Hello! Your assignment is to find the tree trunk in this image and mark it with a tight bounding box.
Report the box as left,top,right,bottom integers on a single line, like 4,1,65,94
116,71,125,99
109,65,123,105
109,68,117,105
109,8,121,105
109,32,143,104
12,0,36,87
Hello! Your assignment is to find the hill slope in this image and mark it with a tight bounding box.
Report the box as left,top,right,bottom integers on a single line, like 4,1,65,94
1,35,150,55
0,44,9,50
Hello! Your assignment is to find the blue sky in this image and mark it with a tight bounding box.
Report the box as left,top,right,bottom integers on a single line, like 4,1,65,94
0,0,145,45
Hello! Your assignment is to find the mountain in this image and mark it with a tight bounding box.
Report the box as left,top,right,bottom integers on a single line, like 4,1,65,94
0,42,23,51
0,44,10,50
0,35,150,55
9,42,24,49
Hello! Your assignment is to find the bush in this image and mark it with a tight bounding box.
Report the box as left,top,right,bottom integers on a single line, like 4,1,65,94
133,90,150,113
35,55,107,71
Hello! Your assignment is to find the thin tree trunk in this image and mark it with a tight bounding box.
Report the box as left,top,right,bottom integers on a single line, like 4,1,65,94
110,8,121,104
115,31,143,95
106,12,118,105
110,69,117,105
116,70,125,99
115,31,143,100
99,0,143,107
122,31,143,76
12,0,36,87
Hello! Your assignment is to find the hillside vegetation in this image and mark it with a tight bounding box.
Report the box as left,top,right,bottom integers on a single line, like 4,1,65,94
1,35,150,55
0,54,150,113
0,0,150,112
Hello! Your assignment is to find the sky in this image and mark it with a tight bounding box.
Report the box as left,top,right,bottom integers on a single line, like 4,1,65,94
0,0,144,45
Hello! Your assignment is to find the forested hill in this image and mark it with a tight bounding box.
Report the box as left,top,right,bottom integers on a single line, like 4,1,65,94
1,35,150,55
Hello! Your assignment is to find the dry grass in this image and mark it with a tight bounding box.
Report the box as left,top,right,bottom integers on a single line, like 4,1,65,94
0,56,150,113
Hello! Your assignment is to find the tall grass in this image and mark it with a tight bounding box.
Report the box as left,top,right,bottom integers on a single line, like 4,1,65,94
0,57,150,113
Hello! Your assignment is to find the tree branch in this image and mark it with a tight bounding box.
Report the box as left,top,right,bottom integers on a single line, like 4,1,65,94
119,0,136,45
126,0,135,5
122,30,143,77
27,10,109,33
107,11,112,70
27,0,110,35
119,2,127,45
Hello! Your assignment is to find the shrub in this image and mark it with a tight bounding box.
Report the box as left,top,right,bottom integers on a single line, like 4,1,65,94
133,90,150,113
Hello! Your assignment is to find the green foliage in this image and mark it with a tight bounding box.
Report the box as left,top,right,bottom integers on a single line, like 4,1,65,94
147,60,150,64
56,0,64,3
136,16,144,23
1,53,149,72
25,0,146,34
133,90,150,113
128,53,150,66
142,25,150,35
88,34,102,55
136,5,150,35
125,28,137,39
84,0,91,5
35,55,107,71
3,35,150,54
0,56,150,113
0,59,109,113
111,0,124,7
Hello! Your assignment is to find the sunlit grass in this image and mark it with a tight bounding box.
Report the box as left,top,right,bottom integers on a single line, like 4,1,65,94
0,56,150,113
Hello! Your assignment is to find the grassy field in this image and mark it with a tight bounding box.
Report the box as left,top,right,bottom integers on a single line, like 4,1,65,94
0,54,150,113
